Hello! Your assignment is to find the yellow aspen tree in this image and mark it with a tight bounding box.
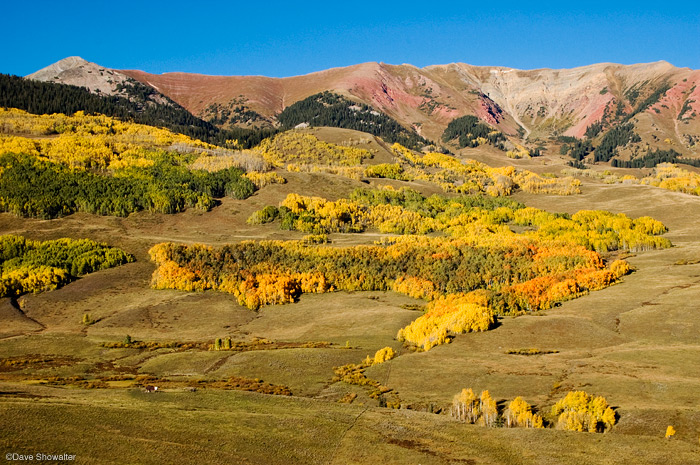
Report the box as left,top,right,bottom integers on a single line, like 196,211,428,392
451,388,480,424
665,425,676,439
504,396,544,429
479,390,498,427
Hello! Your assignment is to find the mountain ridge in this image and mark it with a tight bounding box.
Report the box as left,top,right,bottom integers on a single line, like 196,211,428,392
26,57,700,157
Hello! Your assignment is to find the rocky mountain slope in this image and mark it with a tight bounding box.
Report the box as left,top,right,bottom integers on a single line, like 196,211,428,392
28,56,173,107
28,57,700,156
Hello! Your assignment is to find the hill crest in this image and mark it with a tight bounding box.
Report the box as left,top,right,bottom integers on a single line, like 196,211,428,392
27,57,700,156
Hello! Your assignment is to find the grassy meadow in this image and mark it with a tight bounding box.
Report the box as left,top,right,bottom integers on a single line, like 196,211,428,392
1,124,699,464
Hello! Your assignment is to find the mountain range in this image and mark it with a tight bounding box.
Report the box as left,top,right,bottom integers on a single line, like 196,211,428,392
27,57,700,157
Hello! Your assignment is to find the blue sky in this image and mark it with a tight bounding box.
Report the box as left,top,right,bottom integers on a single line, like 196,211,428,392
3,1,699,77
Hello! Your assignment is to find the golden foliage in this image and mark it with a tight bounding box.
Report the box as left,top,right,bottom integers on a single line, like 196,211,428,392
390,143,580,196
0,108,215,170
552,391,616,433
479,390,499,427
0,235,133,297
301,234,329,245
333,362,375,386
564,163,700,197
514,171,581,195
642,163,700,196
0,265,70,297
0,135,40,157
256,131,372,167
504,397,544,428
284,163,365,180
451,388,480,424
334,359,400,407
502,262,627,312
150,259,203,292
243,171,286,188
280,193,370,233
149,186,668,351
149,192,665,350
266,189,652,320
515,207,671,253
392,276,439,300
609,259,632,278
189,149,269,173
364,163,408,180
372,347,396,365
278,192,439,235
397,295,494,350
338,393,358,404
506,145,530,159
452,389,543,429
229,273,305,310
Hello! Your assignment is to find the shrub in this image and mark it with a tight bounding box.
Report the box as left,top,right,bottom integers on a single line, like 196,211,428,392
247,206,279,224
372,347,396,365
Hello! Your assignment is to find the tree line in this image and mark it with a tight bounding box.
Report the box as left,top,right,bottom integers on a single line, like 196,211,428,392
277,92,429,150
0,73,276,148
0,153,255,218
451,388,615,432
442,115,506,150
248,188,669,253
593,123,641,162
611,149,700,168
0,234,133,297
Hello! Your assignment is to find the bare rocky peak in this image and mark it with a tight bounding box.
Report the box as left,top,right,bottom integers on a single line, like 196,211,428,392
27,56,134,96
27,56,90,80
28,57,173,106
